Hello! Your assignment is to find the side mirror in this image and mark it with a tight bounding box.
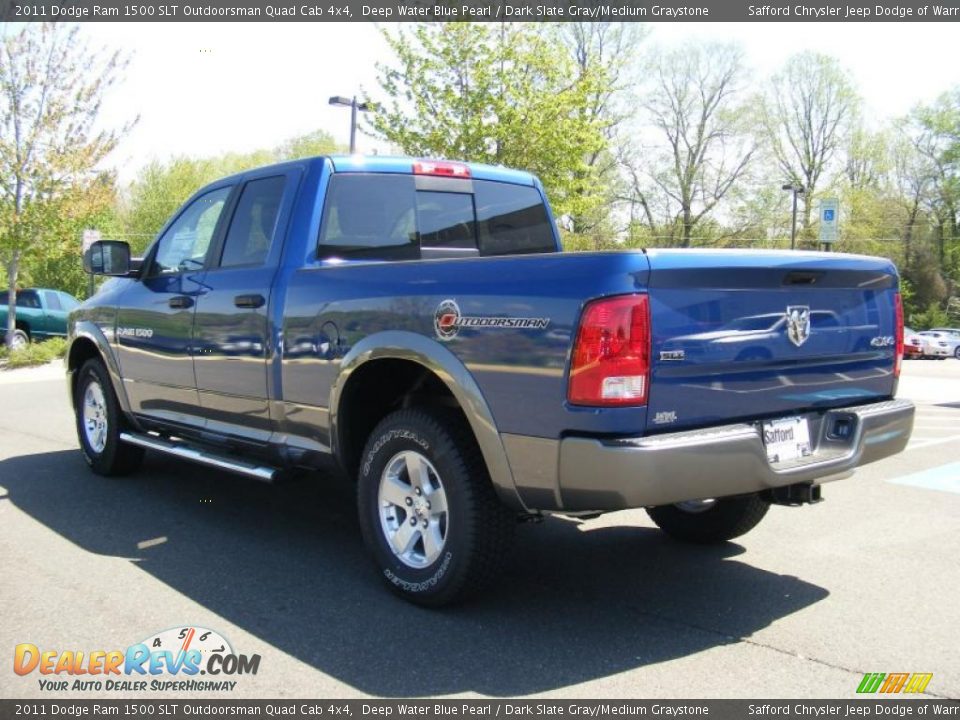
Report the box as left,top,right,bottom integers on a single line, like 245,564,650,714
83,240,131,276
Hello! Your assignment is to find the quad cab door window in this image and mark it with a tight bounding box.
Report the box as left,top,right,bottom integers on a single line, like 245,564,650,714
116,186,232,425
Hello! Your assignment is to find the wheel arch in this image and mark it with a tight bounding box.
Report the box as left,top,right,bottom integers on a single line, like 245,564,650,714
330,331,525,512
67,321,135,420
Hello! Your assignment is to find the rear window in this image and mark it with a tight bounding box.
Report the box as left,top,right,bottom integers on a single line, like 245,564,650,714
475,181,557,256
318,175,418,260
318,174,556,260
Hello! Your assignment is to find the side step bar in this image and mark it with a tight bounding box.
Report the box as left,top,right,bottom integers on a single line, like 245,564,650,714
119,432,277,482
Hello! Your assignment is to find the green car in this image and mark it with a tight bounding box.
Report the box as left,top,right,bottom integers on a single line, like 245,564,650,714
1,288,80,349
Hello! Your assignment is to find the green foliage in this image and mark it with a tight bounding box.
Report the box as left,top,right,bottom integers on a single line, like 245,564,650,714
121,130,342,252
3,336,67,369
0,24,133,347
22,176,122,299
908,302,950,331
370,23,607,219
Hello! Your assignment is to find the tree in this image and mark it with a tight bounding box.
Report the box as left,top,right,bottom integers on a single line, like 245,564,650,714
0,23,132,348
370,23,606,219
912,92,960,270
762,52,860,238
556,22,647,238
626,42,756,247
21,173,121,299
122,130,343,250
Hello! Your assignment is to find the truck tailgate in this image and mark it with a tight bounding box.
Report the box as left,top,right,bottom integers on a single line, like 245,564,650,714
645,249,899,433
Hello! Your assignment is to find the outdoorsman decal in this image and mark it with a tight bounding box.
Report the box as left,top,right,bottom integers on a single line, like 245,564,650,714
433,299,550,341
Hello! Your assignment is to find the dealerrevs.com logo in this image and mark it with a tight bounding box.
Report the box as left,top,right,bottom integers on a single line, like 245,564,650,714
13,626,260,692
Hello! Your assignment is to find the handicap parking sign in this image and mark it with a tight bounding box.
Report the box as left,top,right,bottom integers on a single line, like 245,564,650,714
820,199,839,244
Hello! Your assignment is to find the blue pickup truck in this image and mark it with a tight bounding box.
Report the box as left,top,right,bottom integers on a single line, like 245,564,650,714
68,155,915,605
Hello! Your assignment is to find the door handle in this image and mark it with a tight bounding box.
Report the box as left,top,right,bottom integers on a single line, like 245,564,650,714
234,294,266,309
169,295,194,309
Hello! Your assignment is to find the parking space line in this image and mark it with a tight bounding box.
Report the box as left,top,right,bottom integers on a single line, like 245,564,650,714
906,434,960,451
888,462,960,494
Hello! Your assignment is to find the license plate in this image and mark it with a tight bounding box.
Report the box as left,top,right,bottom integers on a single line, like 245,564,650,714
762,416,812,464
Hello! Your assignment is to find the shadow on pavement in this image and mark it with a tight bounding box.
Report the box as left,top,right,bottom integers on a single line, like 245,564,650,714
1,449,829,696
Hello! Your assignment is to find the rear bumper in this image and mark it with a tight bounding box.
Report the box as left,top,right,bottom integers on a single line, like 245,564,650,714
556,398,914,512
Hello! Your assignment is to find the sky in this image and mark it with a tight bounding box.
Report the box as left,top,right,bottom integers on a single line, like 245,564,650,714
82,22,960,183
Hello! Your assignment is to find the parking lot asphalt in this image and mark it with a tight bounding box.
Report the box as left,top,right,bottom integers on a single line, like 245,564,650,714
0,359,957,700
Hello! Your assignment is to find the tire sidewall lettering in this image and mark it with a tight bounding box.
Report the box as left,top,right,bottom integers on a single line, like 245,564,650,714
361,429,430,478
361,422,460,596
383,551,453,593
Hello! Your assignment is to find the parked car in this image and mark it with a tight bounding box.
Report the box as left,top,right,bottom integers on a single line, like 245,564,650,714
1,288,80,349
903,327,924,359
68,155,914,605
917,330,960,359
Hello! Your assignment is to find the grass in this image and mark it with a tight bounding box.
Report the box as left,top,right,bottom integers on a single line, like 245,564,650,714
3,337,68,369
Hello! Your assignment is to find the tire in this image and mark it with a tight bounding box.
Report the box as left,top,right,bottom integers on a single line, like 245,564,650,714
357,407,513,606
7,329,29,350
646,493,770,544
74,359,144,476
954,347,960,359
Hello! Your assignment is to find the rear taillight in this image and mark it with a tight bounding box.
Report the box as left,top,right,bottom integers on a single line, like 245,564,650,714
894,291,904,378
412,160,471,178
568,295,651,406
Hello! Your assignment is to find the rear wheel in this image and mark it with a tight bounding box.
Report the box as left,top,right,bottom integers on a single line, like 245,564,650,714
357,407,513,606
647,494,770,544
953,347,960,359
74,359,144,476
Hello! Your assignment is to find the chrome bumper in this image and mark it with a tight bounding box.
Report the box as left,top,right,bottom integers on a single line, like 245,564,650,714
557,398,915,511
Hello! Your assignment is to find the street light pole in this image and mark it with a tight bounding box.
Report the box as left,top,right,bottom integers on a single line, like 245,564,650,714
329,95,374,154
782,183,805,250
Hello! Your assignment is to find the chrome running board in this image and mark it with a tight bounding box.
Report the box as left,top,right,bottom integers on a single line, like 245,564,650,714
119,432,277,482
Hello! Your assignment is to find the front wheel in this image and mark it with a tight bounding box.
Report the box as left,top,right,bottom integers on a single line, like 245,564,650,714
74,359,144,476
357,408,513,606
646,494,770,544
7,329,29,350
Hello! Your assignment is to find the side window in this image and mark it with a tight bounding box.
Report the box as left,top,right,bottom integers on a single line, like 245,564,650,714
44,292,63,311
219,176,287,268
415,191,477,256
318,175,418,260
17,291,41,309
150,187,232,275
60,294,80,311
475,181,557,256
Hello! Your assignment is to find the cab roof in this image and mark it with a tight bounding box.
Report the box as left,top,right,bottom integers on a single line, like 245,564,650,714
204,155,539,194
328,155,537,186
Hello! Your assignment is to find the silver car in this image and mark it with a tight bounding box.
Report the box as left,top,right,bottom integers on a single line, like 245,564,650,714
917,330,960,359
